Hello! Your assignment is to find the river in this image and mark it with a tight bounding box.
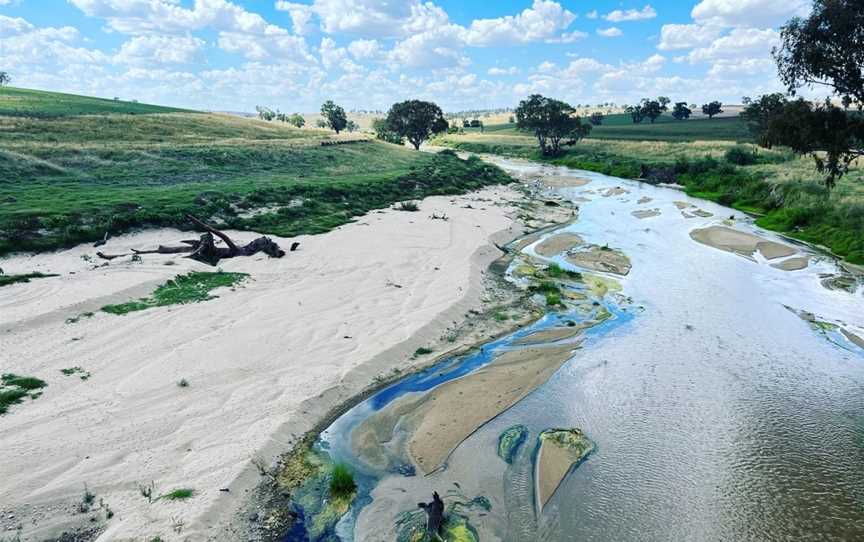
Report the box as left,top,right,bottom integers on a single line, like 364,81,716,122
289,157,864,541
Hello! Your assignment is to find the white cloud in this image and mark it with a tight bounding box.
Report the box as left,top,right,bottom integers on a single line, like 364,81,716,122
536,61,557,73
274,1,316,35
115,35,205,65
346,39,380,60
0,15,108,66
546,30,588,44
464,0,576,46
386,24,468,69
217,29,314,62
605,5,657,22
304,0,448,38
488,66,519,76
586,10,598,19
691,0,810,28
687,27,779,62
597,27,622,37
657,23,722,50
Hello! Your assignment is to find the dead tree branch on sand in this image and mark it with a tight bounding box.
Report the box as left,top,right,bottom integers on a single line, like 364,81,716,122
96,215,291,266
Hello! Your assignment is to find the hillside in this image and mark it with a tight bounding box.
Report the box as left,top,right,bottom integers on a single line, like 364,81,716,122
0,88,511,255
0,86,194,117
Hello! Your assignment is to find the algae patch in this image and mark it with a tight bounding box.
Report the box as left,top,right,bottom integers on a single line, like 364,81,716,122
535,428,595,513
498,425,529,464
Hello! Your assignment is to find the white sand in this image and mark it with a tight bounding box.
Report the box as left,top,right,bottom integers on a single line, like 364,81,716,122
0,186,522,541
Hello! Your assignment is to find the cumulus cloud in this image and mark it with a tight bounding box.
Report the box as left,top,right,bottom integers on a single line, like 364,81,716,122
597,27,622,37
464,0,577,46
488,66,519,76
299,0,449,38
687,27,779,62
274,1,316,35
115,35,205,65
586,10,598,19
605,5,657,22
691,0,810,28
347,39,381,60
657,23,722,50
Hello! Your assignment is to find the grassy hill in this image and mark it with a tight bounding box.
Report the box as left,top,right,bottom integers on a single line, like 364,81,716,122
0,88,511,256
466,114,751,142
0,86,193,117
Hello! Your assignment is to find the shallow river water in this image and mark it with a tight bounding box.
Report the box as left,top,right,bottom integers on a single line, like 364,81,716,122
295,158,864,541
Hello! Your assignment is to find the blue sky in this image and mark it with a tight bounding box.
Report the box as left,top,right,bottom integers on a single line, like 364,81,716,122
0,0,814,112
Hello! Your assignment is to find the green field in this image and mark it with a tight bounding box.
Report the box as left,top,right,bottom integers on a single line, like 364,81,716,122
0,88,511,256
465,114,752,142
435,127,864,264
0,86,192,117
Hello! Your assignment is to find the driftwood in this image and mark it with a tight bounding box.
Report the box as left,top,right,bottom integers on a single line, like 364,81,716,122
417,492,445,538
93,232,109,247
95,215,289,266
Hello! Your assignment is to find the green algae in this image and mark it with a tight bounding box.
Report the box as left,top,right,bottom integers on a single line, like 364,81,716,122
498,424,529,464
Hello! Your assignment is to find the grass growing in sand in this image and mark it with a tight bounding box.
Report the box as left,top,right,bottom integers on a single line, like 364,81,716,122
0,373,47,415
435,129,864,264
0,88,512,256
0,271,59,287
101,271,248,315
160,488,195,501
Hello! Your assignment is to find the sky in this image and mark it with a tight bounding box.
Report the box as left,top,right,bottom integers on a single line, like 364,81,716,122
0,0,815,113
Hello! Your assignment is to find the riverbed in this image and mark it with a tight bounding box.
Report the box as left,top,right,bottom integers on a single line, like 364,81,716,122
293,158,864,541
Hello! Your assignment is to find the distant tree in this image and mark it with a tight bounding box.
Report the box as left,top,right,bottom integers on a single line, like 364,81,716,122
255,106,275,121
740,93,789,147
385,100,448,150
658,96,671,109
640,98,667,123
515,94,592,156
742,96,753,105
773,0,864,107
320,100,348,134
345,120,359,133
288,113,305,128
671,102,692,120
372,117,404,145
508,115,515,123
0,72,10,86
589,112,604,126
315,118,328,128
701,101,723,119
462,119,470,128
626,104,644,124
469,119,482,128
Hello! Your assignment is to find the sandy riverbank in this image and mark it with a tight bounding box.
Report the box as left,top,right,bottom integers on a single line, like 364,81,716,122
0,186,532,541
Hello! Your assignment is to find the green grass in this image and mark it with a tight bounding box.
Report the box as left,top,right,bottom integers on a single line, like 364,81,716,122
329,463,356,498
0,373,47,415
0,271,59,287
413,347,434,357
435,130,864,265
101,271,248,315
0,86,192,117
160,488,195,501
0,91,512,256
462,114,751,142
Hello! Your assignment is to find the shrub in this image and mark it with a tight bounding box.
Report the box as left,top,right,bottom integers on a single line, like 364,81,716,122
396,201,420,212
725,145,759,165
161,488,195,501
329,463,356,498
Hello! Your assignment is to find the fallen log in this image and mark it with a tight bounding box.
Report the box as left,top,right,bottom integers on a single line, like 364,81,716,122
97,216,287,266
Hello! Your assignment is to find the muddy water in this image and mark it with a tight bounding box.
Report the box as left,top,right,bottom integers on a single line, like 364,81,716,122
302,159,864,541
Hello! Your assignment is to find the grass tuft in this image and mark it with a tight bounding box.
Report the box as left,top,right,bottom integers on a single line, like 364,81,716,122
329,463,356,498
0,272,59,287
161,488,195,501
102,272,247,315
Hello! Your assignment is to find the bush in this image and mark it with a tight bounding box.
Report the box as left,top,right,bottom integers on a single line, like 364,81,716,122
396,201,420,212
725,145,759,165
329,463,356,498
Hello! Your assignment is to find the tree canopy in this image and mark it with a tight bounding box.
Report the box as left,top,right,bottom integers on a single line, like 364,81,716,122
320,100,348,134
0,72,10,86
701,101,723,119
385,100,448,150
671,102,692,120
515,94,591,156
288,113,305,128
773,0,864,107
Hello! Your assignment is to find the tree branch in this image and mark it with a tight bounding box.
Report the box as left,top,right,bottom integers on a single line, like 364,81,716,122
185,214,238,252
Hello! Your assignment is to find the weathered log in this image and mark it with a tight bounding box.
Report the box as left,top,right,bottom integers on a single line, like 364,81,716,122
417,491,445,538
93,232,109,248
96,251,127,260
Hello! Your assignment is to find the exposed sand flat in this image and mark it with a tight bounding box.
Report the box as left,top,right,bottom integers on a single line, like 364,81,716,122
512,326,583,345
353,344,576,475
534,233,584,257
841,329,864,350
602,187,629,197
692,209,714,218
632,209,661,219
540,175,591,188
0,186,523,541
771,256,810,271
535,428,594,513
690,226,797,260
674,201,693,210
566,246,632,276
637,196,652,204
